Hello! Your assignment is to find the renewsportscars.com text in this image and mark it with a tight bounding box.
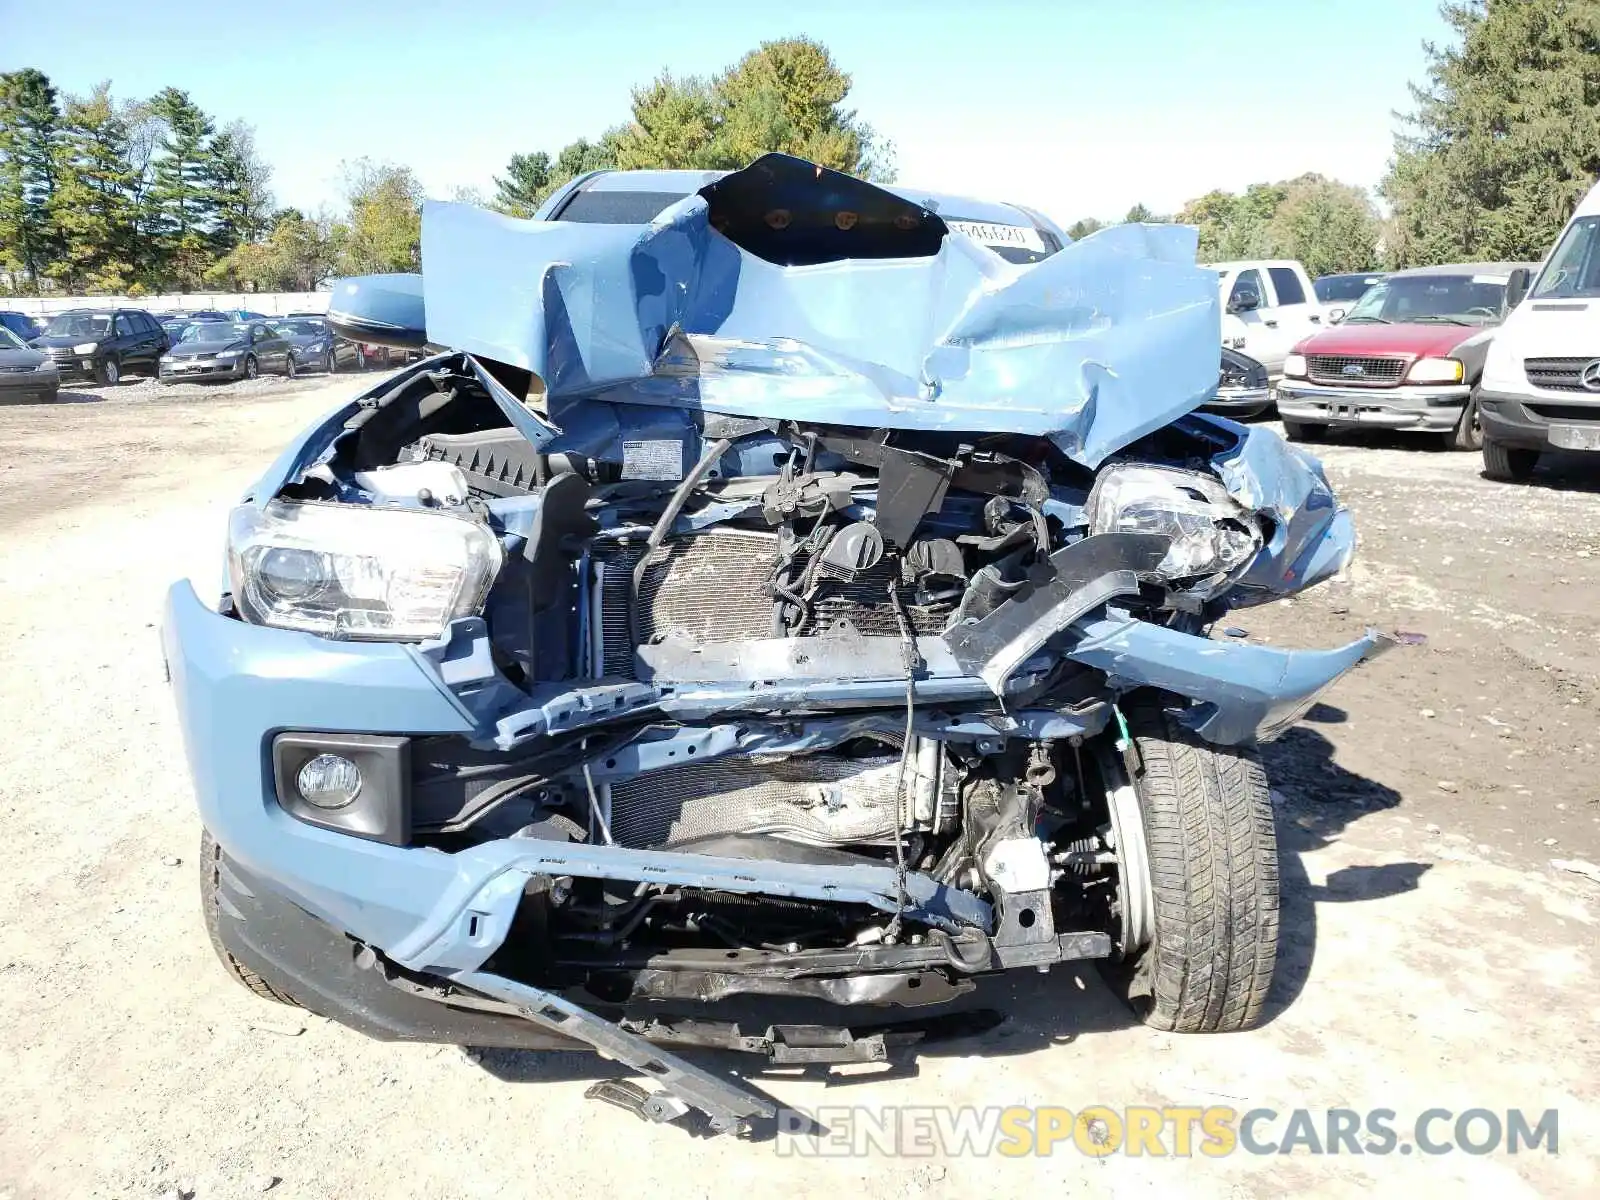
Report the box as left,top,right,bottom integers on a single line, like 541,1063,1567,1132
775,1105,1560,1158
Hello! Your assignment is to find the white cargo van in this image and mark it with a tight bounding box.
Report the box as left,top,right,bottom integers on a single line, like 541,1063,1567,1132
1478,180,1600,480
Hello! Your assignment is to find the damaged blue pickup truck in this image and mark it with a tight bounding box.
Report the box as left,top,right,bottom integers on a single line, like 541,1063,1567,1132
163,155,1391,1133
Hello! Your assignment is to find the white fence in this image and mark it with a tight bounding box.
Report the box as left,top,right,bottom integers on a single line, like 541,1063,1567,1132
4,292,331,318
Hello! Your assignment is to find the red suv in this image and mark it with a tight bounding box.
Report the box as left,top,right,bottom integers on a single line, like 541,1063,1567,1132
1276,262,1533,450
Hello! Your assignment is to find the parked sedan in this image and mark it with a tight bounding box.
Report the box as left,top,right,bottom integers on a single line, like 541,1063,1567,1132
158,320,295,383
269,317,360,374
0,323,59,403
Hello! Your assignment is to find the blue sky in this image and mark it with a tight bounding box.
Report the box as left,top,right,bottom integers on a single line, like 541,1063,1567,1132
3,0,1451,225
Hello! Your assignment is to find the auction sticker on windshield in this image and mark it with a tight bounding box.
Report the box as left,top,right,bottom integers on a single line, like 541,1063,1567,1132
948,220,1046,253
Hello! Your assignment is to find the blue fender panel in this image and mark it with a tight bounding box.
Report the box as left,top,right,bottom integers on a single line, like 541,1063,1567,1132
1066,615,1391,744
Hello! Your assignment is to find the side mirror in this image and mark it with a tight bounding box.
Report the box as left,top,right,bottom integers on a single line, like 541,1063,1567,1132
1228,290,1260,314
1328,306,1347,323
1504,267,1531,310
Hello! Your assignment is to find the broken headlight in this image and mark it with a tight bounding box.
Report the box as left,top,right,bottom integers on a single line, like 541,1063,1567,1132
227,499,503,640
1085,464,1261,586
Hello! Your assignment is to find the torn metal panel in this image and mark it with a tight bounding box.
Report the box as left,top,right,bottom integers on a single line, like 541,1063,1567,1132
451,969,777,1134
1193,415,1355,601
420,154,1221,468
943,532,1170,691
1066,614,1394,743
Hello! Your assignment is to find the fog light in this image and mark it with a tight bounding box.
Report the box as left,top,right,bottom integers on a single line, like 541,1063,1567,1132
296,754,362,809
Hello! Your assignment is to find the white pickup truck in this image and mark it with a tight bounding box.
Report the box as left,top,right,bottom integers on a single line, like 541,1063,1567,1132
1209,259,1327,378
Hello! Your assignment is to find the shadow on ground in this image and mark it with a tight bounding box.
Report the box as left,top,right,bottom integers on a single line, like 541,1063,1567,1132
468,725,1426,1131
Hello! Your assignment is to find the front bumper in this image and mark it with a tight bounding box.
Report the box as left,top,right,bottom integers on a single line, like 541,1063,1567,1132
160,359,245,381
43,355,95,380
1202,385,1272,418
1478,387,1600,452
162,582,995,984
0,371,59,401
1276,381,1470,431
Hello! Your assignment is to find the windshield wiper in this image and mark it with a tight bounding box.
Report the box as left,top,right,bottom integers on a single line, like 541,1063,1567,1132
1341,316,1391,324
1411,315,1472,325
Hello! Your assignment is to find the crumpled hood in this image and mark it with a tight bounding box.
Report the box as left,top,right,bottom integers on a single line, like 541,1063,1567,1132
419,154,1222,467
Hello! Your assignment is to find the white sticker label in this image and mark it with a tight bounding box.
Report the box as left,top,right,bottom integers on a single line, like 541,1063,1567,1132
1471,274,1503,285
948,220,1047,253
621,439,684,481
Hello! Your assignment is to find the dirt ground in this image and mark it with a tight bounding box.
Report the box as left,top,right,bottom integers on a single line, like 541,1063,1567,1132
0,381,1595,1199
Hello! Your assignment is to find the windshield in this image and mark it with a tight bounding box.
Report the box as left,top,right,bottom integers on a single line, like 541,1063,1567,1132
557,189,693,224
43,312,113,338
1342,274,1506,325
1315,275,1382,303
272,319,326,337
1531,216,1600,300
0,326,25,350
179,321,249,344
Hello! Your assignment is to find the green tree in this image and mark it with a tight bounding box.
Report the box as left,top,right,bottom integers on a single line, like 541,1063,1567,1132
1065,217,1105,241
209,120,273,248
0,68,63,293
612,39,889,177
1268,176,1380,276
147,87,220,286
50,83,138,293
1383,0,1600,266
493,151,552,215
209,209,345,291
340,160,422,274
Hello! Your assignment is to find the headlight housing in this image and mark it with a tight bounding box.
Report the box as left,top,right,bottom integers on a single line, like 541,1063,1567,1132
1406,356,1465,384
216,349,241,360
1282,353,1307,379
1086,465,1262,588
73,342,98,354
228,500,503,640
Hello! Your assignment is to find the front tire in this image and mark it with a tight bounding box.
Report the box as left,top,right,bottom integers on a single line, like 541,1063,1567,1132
1444,394,1483,451
96,356,121,386
243,354,259,381
200,829,300,1006
1482,437,1539,482
285,355,297,379
1280,419,1326,442
1101,704,1279,1033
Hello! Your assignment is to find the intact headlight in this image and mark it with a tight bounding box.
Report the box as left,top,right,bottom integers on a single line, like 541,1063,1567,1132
1406,356,1465,384
73,342,98,354
227,499,503,640
1085,464,1262,585
216,349,241,360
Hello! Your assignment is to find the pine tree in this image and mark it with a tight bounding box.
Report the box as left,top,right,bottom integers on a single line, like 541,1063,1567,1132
0,69,63,293
147,87,218,287
493,151,552,216
1383,0,1600,266
51,83,138,293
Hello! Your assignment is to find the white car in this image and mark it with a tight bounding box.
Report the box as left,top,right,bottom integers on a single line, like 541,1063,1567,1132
1209,259,1327,378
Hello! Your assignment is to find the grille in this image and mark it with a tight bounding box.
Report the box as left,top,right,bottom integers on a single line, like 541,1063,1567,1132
608,753,906,848
1526,402,1600,421
1306,355,1408,386
1524,357,1600,393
